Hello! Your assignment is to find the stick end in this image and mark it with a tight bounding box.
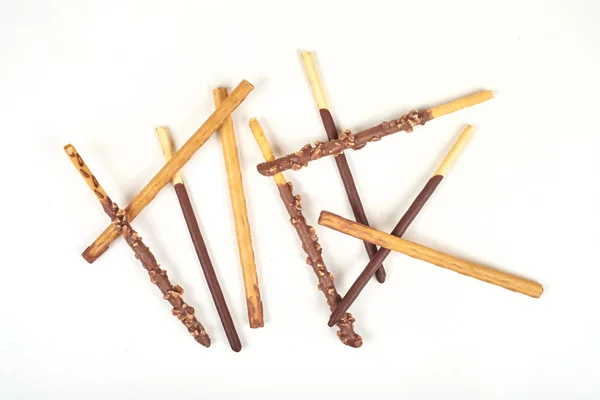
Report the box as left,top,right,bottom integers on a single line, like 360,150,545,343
155,126,168,136
81,245,106,264
375,267,387,283
64,144,75,156
533,284,544,298
317,210,329,225
212,87,228,96
248,298,265,329
241,79,255,90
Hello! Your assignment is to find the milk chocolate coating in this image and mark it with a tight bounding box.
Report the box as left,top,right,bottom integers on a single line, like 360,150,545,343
319,109,386,283
103,199,212,346
257,109,433,176
277,180,362,347
66,145,210,346
328,175,444,326
174,183,242,352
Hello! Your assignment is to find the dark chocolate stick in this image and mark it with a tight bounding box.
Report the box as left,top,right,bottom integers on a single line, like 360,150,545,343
301,51,386,283
249,118,362,347
64,144,211,347
256,91,493,176
327,125,476,326
157,127,241,352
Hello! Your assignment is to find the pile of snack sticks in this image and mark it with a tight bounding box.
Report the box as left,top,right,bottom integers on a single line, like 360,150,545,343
64,52,543,351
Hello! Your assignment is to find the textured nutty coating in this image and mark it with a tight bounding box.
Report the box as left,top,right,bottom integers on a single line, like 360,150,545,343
277,181,362,347
65,145,210,347
105,201,211,347
257,110,432,176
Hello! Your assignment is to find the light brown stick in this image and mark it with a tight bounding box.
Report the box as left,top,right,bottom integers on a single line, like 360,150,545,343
65,144,211,346
82,79,254,263
249,118,362,347
327,125,476,326
319,211,543,298
213,88,264,328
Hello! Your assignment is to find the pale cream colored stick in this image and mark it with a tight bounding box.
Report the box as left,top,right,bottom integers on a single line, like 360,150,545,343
428,90,494,119
318,211,543,298
213,88,264,328
434,125,476,177
156,126,183,185
249,119,287,186
82,79,254,263
301,52,329,109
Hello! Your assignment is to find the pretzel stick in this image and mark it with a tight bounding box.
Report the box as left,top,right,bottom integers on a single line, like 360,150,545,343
249,118,362,347
257,90,493,176
301,51,386,283
319,211,544,299
82,79,254,263
64,144,211,346
213,88,264,328
327,125,475,325
156,127,241,351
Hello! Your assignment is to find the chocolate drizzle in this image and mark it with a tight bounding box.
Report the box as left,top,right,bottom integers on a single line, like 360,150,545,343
277,181,362,347
257,109,432,176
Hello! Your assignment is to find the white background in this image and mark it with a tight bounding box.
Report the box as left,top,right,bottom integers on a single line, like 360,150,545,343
1,0,599,398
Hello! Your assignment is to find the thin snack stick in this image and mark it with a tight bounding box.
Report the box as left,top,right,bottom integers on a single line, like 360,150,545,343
319,211,544,299
156,127,242,352
327,125,476,325
301,51,386,283
249,118,362,347
213,88,264,329
82,79,254,263
64,144,211,346
256,90,493,176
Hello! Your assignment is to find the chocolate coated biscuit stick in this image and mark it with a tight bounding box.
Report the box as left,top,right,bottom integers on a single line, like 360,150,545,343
257,90,493,176
249,118,362,347
326,125,476,325
65,144,211,346
156,127,241,351
301,51,386,283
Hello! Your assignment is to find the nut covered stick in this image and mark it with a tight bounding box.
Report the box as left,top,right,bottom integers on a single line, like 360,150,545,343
301,51,386,283
64,144,211,346
82,79,254,263
256,90,493,176
328,124,476,326
156,127,241,351
319,211,544,301
213,88,264,328
249,118,362,347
